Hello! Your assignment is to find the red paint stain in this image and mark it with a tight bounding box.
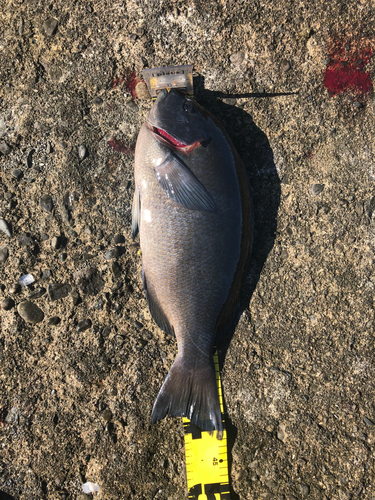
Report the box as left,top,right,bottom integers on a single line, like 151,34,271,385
324,39,373,96
111,70,139,98
108,138,133,154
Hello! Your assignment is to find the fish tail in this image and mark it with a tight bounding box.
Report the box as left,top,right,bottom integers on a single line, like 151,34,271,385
150,354,223,439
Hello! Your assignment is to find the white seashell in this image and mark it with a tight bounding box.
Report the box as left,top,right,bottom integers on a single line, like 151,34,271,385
82,482,100,494
19,274,35,287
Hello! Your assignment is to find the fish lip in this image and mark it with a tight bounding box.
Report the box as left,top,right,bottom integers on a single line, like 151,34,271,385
146,121,201,153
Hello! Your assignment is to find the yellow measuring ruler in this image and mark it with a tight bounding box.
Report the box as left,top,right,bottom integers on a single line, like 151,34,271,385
183,351,231,500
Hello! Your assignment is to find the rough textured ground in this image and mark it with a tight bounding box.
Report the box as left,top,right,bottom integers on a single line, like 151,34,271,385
1,1,375,499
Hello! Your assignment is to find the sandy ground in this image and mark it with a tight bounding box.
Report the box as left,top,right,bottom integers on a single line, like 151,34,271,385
1,1,375,499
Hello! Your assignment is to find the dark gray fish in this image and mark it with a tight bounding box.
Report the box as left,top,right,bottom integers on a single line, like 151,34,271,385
132,89,252,436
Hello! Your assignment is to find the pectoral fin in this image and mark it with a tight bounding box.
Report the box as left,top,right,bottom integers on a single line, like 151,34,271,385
154,153,217,212
131,187,140,240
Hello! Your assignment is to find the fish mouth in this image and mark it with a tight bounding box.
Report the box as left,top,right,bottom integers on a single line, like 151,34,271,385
148,123,201,153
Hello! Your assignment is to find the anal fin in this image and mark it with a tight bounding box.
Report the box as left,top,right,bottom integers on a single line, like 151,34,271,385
131,187,140,240
142,269,175,337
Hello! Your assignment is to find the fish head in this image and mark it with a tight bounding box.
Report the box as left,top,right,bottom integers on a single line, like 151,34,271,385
147,89,211,153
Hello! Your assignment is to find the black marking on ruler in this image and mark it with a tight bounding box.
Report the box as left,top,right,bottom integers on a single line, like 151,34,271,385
183,421,202,439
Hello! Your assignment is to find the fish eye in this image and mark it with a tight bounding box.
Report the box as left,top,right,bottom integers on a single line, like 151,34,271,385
183,101,196,113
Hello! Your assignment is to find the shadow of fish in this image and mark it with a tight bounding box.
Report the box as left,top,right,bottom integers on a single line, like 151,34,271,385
132,89,252,437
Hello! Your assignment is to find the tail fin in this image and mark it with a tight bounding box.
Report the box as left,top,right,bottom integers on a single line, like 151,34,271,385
151,354,223,439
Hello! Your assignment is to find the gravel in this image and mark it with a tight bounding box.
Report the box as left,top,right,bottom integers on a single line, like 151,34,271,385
47,283,72,301
0,245,9,263
76,318,92,332
17,301,44,324
1,297,14,310
11,168,23,180
0,142,11,155
27,287,46,299
0,218,11,237
311,184,325,195
39,194,54,212
51,236,64,250
43,17,58,36
78,145,87,160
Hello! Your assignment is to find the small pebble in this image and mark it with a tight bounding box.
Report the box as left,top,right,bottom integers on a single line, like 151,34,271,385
11,168,23,180
353,101,363,109
222,97,237,106
299,484,310,496
39,194,53,212
27,287,46,299
1,297,14,310
68,229,78,238
277,423,287,442
47,283,72,301
59,252,67,262
363,416,374,427
114,233,125,244
265,479,278,489
102,409,113,422
77,318,92,332
25,149,34,168
280,59,291,72
102,326,111,337
0,218,12,237
93,96,103,105
47,316,61,325
78,145,87,160
71,290,80,306
46,141,52,154
134,320,143,330
0,142,11,155
5,406,20,424
129,33,138,40
230,51,245,66
43,17,58,36
311,184,324,196
0,116,6,137
135,81,151,100
9,283,21,294
51,236,64,250
104,247,122,260
19,17,24,36
111,262,122,279
18,301,44,324
17,234,34,247
94,298,104,310
41,269,52,279
40,233,49,241
0,245,9,263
